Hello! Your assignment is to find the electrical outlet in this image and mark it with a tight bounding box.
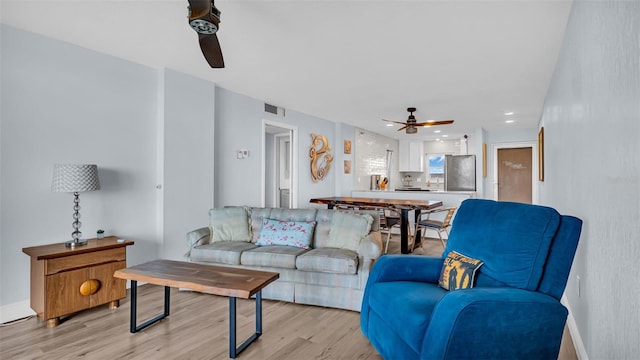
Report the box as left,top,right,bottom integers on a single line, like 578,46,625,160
236,149,250,159
576,275,581,297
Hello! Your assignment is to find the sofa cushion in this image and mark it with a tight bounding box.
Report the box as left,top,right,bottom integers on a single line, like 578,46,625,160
209,207,251,243
296,248,359,275
445,199,560,290
438,251,484,290
190,241,257,265
255,218,316,249
249,208,273,242
241,245,308,269
269,208,318,222
326,211,373,251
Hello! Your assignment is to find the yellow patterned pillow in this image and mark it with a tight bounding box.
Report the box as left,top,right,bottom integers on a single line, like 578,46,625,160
439,251,484,291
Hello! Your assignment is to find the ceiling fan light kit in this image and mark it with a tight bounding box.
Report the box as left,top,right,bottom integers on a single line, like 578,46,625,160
383,107,454,134
188,0,225,68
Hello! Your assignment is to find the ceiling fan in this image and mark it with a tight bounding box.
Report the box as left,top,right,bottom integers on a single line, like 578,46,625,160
188,0,224,68
383,107,454,134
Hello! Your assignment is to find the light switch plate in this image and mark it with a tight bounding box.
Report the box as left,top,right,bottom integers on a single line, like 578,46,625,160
237,149,249,159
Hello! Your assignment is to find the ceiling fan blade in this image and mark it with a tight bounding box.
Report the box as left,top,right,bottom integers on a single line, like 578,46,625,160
415,120,455,127
199,33,225,68
397,125,408,131
188,0,224,68
383,119,409,125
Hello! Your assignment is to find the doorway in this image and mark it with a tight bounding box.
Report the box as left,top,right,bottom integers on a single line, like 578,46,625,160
262,120,298,208
493,142,538,204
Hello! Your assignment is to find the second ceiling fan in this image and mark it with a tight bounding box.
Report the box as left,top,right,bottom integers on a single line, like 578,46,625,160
383,107,454,134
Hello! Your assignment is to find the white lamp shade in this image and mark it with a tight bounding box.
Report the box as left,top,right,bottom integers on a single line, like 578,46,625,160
51,164,101,193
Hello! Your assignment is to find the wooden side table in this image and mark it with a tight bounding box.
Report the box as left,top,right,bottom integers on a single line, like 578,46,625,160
22,236,134,328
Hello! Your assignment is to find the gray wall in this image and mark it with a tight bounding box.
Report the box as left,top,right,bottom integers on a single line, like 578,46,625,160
539,1,639,358
0,27,218,320
214,88,337,209
160,69,216,260
0,25,160,317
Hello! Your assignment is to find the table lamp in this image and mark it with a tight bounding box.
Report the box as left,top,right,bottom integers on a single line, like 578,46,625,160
51,164,101,247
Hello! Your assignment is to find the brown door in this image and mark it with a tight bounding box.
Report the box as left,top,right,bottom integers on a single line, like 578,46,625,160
497,147,532,203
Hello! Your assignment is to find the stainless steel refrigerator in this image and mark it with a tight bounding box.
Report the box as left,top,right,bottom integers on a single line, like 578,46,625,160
445,155,476,191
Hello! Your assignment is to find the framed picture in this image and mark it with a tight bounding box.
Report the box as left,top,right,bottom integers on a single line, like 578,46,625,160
344,140,352,154
538,127,544,181
344,160,351,174
482,143,487,177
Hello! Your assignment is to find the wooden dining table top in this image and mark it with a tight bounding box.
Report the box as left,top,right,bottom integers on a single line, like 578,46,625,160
309,196,443,211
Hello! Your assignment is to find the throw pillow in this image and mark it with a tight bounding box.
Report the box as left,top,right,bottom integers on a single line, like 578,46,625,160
255,218,316,249
209,207,251,243
439,251,484,291
326,211,373,251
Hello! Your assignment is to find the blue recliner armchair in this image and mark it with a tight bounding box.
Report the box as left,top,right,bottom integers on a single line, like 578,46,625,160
361,199,582,359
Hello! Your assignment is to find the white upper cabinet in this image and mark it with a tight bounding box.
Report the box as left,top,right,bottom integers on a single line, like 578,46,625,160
399,140,424,172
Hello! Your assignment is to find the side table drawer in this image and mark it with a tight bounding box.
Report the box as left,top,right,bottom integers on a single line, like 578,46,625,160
46,248,126,275
45,260,127,319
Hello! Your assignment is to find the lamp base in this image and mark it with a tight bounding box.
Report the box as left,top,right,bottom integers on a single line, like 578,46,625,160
65,239,88,247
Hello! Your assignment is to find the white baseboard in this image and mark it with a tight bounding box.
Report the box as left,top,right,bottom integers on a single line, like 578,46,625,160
0,299,35,324
561,295,589,360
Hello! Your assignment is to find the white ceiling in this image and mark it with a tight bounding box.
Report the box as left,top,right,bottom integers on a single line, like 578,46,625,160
0,0,572,140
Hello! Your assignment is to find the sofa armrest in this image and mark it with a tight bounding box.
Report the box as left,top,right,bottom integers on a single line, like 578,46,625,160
358,231,383,260
368,254,444,284
421,288,568,359
185,227,210,258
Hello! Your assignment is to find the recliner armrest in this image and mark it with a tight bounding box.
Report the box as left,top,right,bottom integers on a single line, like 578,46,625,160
422,287,568,359
368,255,444,284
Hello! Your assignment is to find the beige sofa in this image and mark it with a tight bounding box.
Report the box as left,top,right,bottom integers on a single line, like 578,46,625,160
185,207,383,311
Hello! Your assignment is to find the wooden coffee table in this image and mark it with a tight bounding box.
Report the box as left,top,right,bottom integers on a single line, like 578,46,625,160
114,259,279,358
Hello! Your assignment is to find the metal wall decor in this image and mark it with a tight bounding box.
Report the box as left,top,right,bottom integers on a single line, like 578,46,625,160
310,133,333,182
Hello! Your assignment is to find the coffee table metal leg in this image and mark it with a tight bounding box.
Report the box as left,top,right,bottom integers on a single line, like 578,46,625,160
229,290,263,358
129,281,170,333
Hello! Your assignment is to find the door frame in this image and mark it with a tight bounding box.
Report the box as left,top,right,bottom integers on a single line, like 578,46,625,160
492,141,538,204
261,119,298,208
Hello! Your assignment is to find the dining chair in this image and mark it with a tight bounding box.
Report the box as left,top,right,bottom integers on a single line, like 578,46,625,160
383,209,411,254
413,207,457,249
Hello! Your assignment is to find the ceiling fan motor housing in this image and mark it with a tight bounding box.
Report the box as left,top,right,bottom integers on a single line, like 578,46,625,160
189,2,221,35
190,19,217,34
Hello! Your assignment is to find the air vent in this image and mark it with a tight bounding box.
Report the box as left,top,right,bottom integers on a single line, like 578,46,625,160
264,103,285,117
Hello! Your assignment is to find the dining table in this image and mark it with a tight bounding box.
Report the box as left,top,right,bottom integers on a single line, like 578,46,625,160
309,196,443,254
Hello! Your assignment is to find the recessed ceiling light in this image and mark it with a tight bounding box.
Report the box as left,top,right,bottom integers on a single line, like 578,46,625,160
505,119,515,124
434,130,441,133
386,123,394,127
442,134,449,137
504,111,514,116
435,138,441,142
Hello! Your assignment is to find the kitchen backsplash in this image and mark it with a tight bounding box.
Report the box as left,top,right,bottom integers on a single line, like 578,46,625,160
353,131,462,191
354,129,399,190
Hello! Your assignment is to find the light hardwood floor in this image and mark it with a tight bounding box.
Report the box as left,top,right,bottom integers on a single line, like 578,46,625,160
1,235,577,359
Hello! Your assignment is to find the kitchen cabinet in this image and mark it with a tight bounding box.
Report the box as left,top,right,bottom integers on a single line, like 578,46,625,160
399,140,424,172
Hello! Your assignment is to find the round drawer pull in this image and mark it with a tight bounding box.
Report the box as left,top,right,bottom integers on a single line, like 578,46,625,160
79,279,101,296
